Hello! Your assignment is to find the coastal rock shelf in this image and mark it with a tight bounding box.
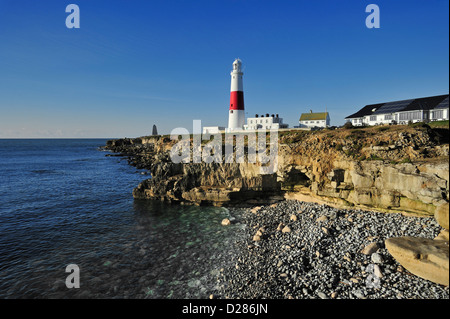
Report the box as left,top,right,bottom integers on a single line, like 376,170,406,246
105,136,283,206
105,124,449,215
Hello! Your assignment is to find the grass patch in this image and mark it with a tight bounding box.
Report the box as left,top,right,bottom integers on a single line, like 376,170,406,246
428,120,449,128
400,157,412,164
377,126,390,132
367,154,384,161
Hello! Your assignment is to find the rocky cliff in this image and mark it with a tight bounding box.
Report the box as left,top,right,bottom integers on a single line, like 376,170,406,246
105,136,283,206
105,124,449,215
277,124,449,216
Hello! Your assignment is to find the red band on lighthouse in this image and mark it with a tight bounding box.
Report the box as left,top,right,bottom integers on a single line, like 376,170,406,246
229,91,244,110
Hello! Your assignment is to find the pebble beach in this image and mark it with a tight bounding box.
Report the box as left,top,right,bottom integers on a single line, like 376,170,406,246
214,200,449,299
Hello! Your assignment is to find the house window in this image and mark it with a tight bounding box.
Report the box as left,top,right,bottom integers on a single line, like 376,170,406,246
399,111,421,121
432,110,443,119
384,114,393,120
370,116,377,121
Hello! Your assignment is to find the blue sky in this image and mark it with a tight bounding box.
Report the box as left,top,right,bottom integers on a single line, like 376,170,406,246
0,0,448,138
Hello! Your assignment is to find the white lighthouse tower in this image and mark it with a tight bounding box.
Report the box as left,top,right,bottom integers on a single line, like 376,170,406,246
227,58,245,131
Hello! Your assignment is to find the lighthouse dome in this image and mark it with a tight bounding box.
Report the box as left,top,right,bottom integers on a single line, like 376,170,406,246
232,58,242,72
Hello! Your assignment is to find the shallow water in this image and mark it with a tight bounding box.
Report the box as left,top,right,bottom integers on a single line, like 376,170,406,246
0,139,242,298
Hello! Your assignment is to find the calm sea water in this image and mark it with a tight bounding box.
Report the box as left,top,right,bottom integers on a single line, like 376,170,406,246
0,139,242,299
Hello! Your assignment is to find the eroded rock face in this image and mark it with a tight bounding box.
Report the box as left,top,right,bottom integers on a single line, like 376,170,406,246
277,126,448,216
130,151,282,206
105,125,448,211
385,236,449,286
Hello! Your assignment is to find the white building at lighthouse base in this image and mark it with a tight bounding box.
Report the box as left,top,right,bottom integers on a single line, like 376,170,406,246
243,113,288,131
202,126,225,134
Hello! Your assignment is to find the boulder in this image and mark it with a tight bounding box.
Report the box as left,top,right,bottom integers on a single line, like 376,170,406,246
221,218,231,226
435,202,449,230
385,236,449,286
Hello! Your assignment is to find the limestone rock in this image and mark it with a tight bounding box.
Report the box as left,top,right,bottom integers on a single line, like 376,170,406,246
371,252,384,264
435,202,449,230
221,218,231,226
316,216,328,223
373,264,383,278
385,236,449,286
361,242,380,255
434,229,449,242
251,206,262,214
252,235,261,241
107,126,448,214
281,226,291,233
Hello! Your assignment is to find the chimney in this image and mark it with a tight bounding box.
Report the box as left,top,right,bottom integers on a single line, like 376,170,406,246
255,114,258,118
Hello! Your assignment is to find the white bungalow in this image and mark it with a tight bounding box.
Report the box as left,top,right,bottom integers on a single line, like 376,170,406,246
345,94,449,126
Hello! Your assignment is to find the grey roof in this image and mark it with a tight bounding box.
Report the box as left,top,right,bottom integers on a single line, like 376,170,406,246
345,103,384,119
346,94,449,119
372,99,414,115
434,96,449,110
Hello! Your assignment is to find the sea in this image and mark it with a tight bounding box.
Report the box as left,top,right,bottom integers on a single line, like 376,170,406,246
0,139,243,299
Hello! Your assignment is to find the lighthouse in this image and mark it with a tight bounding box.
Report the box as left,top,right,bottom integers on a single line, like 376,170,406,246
227,58,245,131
